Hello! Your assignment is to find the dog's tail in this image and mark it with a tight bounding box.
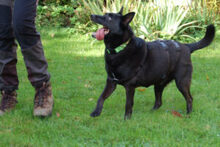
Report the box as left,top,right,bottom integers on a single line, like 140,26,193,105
185,24,215,53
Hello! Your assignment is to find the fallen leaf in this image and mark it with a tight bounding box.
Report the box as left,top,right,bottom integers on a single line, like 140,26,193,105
171,110,182,118
137,88,146,92
89,98,94,101
206,74,209,81
56,112,60,117
74,116,80,121
84,83,92,88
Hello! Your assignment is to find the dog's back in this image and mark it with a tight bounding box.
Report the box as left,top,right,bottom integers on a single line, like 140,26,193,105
138,25,215,87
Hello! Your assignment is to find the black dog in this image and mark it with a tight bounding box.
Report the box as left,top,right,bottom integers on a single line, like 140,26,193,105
90,7,215,119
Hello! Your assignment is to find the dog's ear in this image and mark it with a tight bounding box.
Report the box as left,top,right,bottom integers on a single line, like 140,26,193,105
122,12,135,25
118,6,123,15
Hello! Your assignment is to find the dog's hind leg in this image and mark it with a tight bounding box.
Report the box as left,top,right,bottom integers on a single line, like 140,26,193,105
175,66,193,114
124,86,135,120
90,79,117,117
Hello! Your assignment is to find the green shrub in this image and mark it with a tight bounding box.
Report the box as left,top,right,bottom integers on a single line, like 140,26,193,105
39,0,72,6
36,5,74,27
36,0,219,41
83,0,219,42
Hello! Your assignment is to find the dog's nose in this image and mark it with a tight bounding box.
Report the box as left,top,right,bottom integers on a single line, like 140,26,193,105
91,15,95,19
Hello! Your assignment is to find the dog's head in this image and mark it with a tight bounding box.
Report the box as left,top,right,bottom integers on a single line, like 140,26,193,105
91,7,135,42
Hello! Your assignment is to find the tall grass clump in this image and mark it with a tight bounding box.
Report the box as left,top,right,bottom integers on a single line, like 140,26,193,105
83,0,219,42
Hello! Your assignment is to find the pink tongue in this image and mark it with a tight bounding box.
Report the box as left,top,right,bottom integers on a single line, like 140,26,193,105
96,28,105,40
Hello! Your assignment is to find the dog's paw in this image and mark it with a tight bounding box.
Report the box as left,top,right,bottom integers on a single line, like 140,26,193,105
152,106,159,110
124,114,132,120
90,110,101,117
152,103,162,110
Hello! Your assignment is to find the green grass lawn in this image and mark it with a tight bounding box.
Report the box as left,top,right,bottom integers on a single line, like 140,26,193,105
0,28,220,147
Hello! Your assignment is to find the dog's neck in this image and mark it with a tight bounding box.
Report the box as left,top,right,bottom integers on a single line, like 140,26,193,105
104,26,134,51
106,38,131,54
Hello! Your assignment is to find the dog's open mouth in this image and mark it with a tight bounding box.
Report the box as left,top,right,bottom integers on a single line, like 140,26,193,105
92,26,109,40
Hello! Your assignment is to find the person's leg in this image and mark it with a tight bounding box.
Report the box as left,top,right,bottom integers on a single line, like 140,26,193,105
13,0,53,117
13,0,50,86
0,0,18,115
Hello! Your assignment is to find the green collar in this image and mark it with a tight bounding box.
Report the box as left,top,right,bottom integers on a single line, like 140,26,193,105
107,39,131,54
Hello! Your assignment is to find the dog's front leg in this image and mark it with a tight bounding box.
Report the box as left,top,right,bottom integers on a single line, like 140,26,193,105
124,86,135,120
90,79,117,117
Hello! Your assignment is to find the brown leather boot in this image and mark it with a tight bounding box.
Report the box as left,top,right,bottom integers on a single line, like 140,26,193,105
0,91,17,116
33,81,53,117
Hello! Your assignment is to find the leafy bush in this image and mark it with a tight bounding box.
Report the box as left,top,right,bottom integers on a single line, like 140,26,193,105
36,3,93,27
83,0,219,42
39,0,73,6
36,0,96,33
36,0,219,41
37,5,74,27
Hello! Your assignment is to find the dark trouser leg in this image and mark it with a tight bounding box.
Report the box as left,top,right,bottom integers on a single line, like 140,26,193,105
12,0,53,117
0,0,18,115
0,47,18,91
13,0,50,88
21,41,50,88
0,1,19,91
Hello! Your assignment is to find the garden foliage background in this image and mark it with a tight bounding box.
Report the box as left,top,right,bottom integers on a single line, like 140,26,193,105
37,0,220,42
